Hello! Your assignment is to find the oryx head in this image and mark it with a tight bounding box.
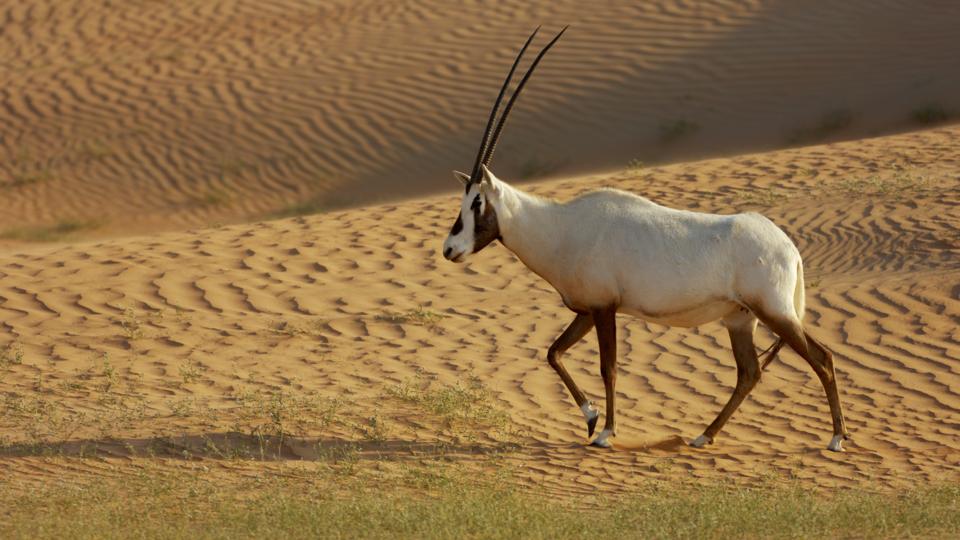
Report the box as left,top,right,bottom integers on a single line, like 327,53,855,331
442,26,566,263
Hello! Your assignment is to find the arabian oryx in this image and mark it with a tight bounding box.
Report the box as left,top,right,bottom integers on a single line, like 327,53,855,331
441,27,850,451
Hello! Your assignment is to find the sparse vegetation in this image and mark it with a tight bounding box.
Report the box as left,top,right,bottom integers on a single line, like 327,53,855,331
0,472,956,539
5,145,57,188
734,186,784,207
178,359,204,385
7,167,55,188
227,387,346,459
150,44,186,63
0,219,100,242
0,341,24,369
268,198,327,219
518,155,562,180
267,192,359,219
195,188,230,207
387,373,509,433
119,307,146,340
911,103,952,125
97,353,119,395
626,158,645,171
376,305,447,330
658,118,700,144
77,138,113,161
269,318,325,337
218,153,252,180
828,167,932,198
356,414,389,443
788,109,854,145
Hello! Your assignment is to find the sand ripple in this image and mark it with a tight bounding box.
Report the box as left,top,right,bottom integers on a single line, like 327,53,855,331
1,126,958,492
2,1,960,237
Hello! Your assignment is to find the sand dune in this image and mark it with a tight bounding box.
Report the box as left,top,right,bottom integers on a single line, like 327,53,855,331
0,125,957,493
1,0,959,238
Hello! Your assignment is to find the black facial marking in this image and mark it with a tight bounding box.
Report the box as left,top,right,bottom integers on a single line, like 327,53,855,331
471,194,500,253
450,215,463,236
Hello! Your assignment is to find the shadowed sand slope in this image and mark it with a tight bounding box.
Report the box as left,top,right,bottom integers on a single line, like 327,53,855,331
0,126,958,494
2,0,960,237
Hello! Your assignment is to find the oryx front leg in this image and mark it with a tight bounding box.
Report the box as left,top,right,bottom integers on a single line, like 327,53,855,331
547,312,598,437
590,307,618,448
692,310,760,448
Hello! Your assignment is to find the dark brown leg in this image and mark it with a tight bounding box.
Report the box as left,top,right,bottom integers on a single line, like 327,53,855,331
804,331,848,444
754,312,849,450
695,323,761,446
547,313,598,435
589,307,617,448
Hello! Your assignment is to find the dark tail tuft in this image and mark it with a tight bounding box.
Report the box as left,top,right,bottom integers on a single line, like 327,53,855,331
760,338,786,371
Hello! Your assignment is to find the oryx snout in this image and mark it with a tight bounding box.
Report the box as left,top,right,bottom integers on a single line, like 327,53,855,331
441,234,468,263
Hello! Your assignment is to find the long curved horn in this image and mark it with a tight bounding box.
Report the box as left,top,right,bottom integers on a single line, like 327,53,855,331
481,26,567,168
469,27,541,184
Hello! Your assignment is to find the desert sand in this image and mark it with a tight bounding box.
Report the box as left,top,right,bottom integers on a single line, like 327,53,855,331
2,1,959,239
0,123,957,495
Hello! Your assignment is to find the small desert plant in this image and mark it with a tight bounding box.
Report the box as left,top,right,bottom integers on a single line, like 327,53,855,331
356,414,389,443
150,44,185,63
77,138,113,160
270,319,305,337
7,167,54,188
734,187,783,207
626,158,645,171
5,145,58,188
196,188,229,207
268,198,326,219
788,109,854,145
0,342,24,369
178,359,204,385
218,155,251,180
119,307,145,340
376,306,447,330
169,396,198,418
97,353,120,395
517,155,562,180
658,119,699,144
316,442,361,472
911,103,951,125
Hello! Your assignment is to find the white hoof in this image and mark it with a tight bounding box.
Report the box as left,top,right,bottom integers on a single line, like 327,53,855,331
827,434,846,452
580,401,600,421
581,402,600,437
590,429,613,448
690,434,712,448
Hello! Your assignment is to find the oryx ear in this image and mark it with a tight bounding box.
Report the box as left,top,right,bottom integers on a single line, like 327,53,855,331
479,164,502,194
452,170,471,186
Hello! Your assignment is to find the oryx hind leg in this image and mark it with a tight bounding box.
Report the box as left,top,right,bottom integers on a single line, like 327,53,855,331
752,310,850,451
691,309,760,448
547,312,598,437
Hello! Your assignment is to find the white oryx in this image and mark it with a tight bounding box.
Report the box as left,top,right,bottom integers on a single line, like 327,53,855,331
441,27,850,451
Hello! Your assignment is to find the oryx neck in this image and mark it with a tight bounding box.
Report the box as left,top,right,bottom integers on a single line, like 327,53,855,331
495,183,561,268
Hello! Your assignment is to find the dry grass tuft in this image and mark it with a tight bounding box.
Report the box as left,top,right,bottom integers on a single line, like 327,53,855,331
376,306,447,330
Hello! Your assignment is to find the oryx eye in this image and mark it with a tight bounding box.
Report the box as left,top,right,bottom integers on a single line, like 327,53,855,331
470,195,481,210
